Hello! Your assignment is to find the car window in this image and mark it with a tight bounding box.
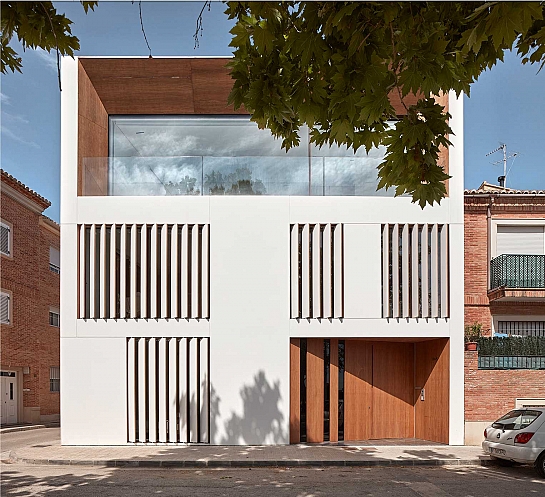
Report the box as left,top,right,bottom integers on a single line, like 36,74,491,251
492,410,542,430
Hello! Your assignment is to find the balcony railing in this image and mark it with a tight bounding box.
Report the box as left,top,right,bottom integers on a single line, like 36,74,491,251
490,254,545,290
81,156,398,197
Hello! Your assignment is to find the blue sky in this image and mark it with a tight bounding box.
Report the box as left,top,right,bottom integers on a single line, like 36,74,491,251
1,1,544,222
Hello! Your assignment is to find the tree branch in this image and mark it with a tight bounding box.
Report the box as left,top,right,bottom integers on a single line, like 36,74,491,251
194,1,211,49
40,2,62,90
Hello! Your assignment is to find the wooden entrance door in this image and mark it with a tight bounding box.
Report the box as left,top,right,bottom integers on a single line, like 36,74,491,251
344,341,414,441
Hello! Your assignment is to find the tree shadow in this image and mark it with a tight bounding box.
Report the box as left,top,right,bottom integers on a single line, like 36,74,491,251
218,370,286,445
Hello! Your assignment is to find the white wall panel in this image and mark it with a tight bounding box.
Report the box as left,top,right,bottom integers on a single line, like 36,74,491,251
79,225,86,319
421,224,429,318
191,225,200,319
431,224,439,317
147,338,157,443
130,225,137,319
333,224,343,318
110,224,117,319
61,337,127,445
189,338,198,443
178,338,188,443
290,224,299,318
312,225,321,318
158,337,167,442
199,338,209,443
138,338,147,442
322,224,332,318
127,337,136,442
441,225,449,318
411,224,419,318
100,225,107,318
181,225,189,319
391,224,399,318
201,225,209,319
402,224,410,318
150,225,157,319
344,224,382,318
301,224,310,318
119,224,126,319
381,224,389,318
161,225,169,319
89,225,96,319
140,224,147,319
170,224,179,319
168,338,178,443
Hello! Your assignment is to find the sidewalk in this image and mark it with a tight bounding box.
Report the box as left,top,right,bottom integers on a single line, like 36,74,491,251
0,422,59,435
8,440,491,468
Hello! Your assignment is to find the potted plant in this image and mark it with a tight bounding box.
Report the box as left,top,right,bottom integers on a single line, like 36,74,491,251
464,322,482,351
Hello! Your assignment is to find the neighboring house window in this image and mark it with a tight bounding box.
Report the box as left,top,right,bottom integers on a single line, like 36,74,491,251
49,246,60,274
496,320,545,337
49,308,60,327
0,291,10,325
50,367,60,392
0,222,11,256
496,225,545,256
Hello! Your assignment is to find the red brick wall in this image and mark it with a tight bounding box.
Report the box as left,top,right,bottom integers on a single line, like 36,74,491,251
464,193,545,423
465,351,545,421
464,195,545,332
0,190,59,420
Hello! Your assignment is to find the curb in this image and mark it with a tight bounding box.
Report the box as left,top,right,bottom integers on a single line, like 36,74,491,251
8,453,493,469
0,423,59,435
0,425,50,435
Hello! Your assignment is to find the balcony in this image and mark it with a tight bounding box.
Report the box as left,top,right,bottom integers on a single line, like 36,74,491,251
488,254,545,301
81,155,399,197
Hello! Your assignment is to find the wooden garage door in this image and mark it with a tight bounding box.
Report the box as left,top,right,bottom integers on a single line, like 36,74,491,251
371,342,414,439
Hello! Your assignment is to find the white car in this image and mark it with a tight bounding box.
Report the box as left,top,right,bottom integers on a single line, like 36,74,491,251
483,407,545,477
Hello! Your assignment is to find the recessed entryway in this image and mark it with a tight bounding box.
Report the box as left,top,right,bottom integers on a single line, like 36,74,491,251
290,338,450,444
1,371,18,425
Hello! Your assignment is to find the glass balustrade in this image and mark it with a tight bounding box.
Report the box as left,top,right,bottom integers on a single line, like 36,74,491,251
81,155,396,197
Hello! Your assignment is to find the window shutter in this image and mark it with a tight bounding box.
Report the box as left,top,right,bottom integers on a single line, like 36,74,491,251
50,247,60,267
497,226,544,256
0,293,10,324
0,224,10,255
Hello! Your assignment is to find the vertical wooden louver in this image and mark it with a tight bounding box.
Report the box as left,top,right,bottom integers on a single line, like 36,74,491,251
381,223,449,318
126,337,209,444
290,223,343,319
78,224,210,320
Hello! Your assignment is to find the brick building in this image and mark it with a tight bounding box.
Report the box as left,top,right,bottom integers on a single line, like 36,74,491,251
464,182,545,444
1,169,60,425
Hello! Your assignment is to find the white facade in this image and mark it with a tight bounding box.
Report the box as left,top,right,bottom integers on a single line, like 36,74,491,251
60,57,464,445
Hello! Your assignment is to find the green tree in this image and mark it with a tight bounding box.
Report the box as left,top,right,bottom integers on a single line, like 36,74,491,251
1,1,97,81
226,1,545,206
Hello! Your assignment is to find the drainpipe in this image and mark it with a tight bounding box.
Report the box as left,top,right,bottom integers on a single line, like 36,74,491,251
487,195,493,293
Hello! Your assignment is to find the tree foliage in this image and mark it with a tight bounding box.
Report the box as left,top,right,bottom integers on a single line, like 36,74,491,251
226,2,545,206
1,1,97,76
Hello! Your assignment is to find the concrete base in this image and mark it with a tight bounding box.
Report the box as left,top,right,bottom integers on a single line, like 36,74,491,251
40,414,60,424
23,407,41,424
465,421,491,446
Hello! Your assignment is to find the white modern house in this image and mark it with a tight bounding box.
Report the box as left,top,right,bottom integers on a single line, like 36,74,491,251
60,57,464,446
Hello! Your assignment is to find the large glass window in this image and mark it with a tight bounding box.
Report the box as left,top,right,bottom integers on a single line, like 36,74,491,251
104,116,393,197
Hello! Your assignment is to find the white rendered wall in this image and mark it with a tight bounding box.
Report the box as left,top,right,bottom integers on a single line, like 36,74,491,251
60,57,465,445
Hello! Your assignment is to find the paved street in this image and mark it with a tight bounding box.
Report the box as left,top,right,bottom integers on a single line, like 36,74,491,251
1,463,544,497
1,428,544,496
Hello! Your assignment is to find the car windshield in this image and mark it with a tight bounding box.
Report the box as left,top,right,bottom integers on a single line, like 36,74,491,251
492,410,542,431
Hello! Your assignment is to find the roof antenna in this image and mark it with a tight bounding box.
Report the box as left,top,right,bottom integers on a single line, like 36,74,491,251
486,143,519,188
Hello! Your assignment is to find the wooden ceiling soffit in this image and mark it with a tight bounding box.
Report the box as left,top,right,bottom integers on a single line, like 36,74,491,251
78,58,248,115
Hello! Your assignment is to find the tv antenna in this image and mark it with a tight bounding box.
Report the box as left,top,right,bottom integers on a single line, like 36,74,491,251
486,143,519,188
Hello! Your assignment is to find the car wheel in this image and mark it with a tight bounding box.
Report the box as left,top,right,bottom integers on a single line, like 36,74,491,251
535,451,545,478
491,456,515,467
